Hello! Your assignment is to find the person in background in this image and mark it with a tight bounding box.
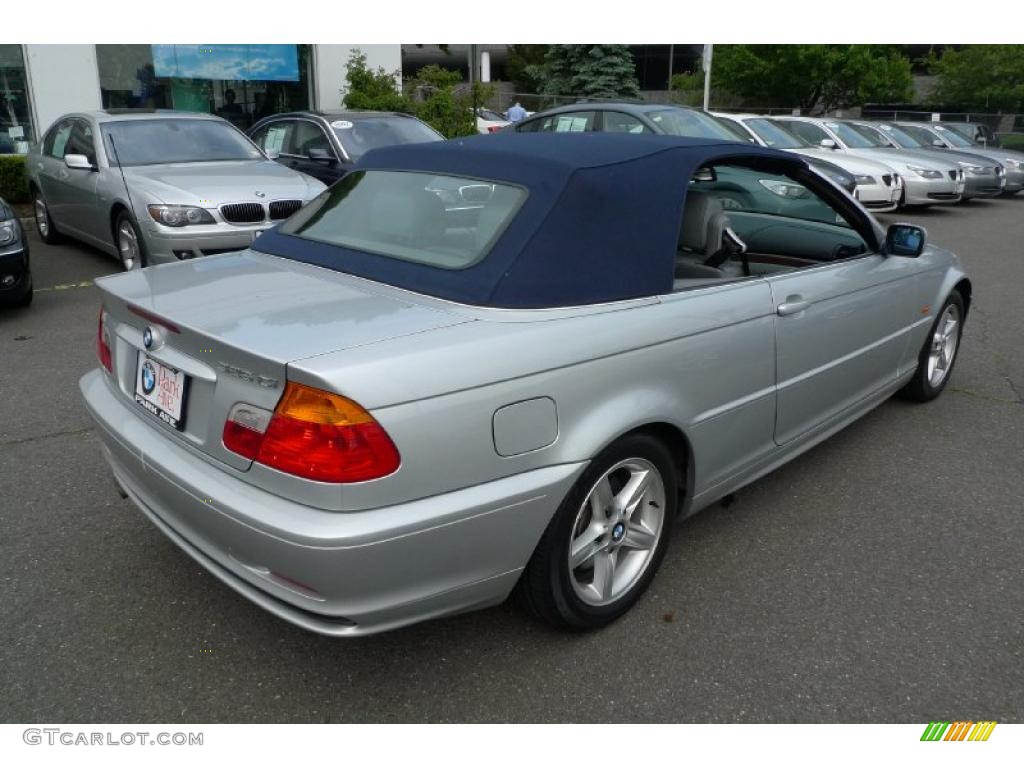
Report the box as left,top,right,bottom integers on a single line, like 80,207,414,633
219,89,243,115
506,101,527,123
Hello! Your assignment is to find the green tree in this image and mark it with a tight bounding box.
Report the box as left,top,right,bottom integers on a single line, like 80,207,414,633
506,44,549,93
929,45,1024,111
537,45,640,99
711,45,912,113
409,65,481,138
341,49,410,112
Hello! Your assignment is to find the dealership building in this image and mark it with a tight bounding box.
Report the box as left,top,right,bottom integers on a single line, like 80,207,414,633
0,44,402,154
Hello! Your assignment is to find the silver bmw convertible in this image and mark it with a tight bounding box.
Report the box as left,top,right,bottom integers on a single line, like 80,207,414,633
80,133,970,636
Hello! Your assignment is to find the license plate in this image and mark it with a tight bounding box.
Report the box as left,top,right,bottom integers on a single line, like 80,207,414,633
134,353,189,431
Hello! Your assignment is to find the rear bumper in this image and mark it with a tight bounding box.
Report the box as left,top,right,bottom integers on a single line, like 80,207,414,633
80,368,582,636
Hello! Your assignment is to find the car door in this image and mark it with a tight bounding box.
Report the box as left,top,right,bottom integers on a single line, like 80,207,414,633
601,111,654,134
518,111,598,134
282,119,342,185
58,118,105,244
735,167,919,444
36,119,74,226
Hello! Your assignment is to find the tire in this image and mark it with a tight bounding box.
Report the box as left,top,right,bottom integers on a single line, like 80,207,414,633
33,190,62,244
517,432,679,630
900,291,965,402
114,210,147,271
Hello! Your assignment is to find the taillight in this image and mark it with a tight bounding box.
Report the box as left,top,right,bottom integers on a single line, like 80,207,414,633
222,382,400,483
97,308,112,373
222,403,272,459
487,126,503,134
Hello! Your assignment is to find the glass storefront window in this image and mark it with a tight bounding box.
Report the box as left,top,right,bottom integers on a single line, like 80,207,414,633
0,45,34,154
95,45,313,130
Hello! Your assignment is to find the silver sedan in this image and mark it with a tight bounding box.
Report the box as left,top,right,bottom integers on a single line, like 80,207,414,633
80,133,970,635
26,111,325,270
775,116,965,206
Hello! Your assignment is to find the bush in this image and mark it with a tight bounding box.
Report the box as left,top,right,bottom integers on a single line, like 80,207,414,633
342,49,411,112
1000,134,1024,150
0,155,29,204
409,65,485,139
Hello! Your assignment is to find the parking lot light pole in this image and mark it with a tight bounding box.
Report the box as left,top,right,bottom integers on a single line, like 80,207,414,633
702,44,713,111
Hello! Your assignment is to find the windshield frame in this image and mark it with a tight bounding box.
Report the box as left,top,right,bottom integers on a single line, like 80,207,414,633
933,125,975,148
873,123,925,148
744,118,811,149
101,117,265,167
827,121,887,149
645,108,741,141
330,116,444,162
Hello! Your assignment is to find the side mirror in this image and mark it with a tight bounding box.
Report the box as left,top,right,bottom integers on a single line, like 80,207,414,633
885,223,927,257
932,139,945,148
65,153,96,171
265,150,281,160
820,139,837,150
308,147,335,163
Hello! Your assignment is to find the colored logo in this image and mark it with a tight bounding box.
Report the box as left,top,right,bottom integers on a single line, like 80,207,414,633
921,721,997,742
141,361,156,395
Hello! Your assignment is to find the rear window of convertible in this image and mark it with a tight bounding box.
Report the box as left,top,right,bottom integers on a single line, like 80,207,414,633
280,170,527,269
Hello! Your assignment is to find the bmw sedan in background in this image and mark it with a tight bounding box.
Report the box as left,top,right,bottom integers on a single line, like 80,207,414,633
897,122,1024,195
0,196,31,308
514,102,744,140
856,122,1005,199
248,110,443,186
26,110,326,271
80,133,970,636
775,116,964,206
714,113,901,211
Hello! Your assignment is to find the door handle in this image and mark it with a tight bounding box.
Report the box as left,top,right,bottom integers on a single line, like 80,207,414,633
777,296,811,316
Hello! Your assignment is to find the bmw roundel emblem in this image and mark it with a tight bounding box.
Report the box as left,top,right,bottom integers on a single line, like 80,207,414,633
143,327,153,350
141,361,157,395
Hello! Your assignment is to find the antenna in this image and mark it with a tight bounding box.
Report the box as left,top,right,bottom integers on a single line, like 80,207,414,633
106,132,139,233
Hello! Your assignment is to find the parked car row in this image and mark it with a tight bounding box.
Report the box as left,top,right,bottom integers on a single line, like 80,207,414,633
23,108,444,276
506,101,1021,215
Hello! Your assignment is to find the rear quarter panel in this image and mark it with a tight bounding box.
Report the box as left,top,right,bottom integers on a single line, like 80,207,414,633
289,280,779,513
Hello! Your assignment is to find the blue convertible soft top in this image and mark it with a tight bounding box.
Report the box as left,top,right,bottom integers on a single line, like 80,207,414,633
252,132,801,308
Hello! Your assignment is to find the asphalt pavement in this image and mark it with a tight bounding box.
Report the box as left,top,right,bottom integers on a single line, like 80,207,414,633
1,198,1022,723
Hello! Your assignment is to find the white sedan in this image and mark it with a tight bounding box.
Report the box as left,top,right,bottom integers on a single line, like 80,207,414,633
476,108,511,134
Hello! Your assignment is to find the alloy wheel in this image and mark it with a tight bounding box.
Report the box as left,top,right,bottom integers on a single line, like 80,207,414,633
35,197,49,238
117,220,140,271
567,458,666,606
927,303,960,388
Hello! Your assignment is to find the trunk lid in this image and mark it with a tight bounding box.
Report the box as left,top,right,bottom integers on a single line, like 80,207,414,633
95,250,469,470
